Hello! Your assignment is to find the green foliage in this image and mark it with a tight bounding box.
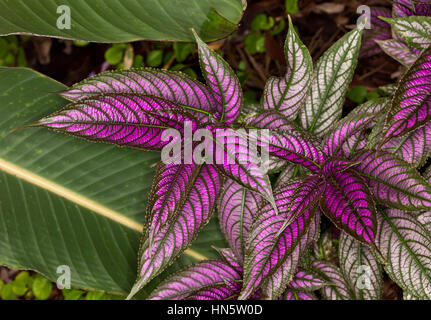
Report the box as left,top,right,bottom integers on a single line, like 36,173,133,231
105,43,127,65
348,85,381,104
72,40,89,47
31,274,53,300
173,42,195,63
0,36,27,67
285,0,299,14
146,49,164,67
245,32,266,55
251,13,274,31
272,19,286,35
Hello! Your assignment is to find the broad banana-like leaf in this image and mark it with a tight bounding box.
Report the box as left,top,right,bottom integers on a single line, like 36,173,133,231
312,261,352,300
0,67,226,298
147,260,242,300
381,16,431,49
338,232,383,300
383,46,431,141
218,178,262,263
61,69,218,122
129,164,222,298
376,209,431,299
376,39,419,66
353,150,431,210
239,178,323,299
0,0,244,42
262,17,312,119
33,94,200,151
320,170,377,245
194,31,242,124
299,24,364,136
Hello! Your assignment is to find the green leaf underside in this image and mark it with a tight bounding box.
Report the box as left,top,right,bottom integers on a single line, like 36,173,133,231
0,68,226,297
0,0,243,42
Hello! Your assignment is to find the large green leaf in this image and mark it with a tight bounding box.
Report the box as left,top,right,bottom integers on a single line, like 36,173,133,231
0,67,226,297
0,0,244,42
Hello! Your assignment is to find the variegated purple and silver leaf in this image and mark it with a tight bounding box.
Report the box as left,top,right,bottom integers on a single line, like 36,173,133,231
239,178,324,300
60,69,217,122
35,95,200,151
281,290,318,300
320,157,361,177
415,0,431,16
376,39,420,66
147,260,242,300
262,211,321,300
275,163,297,188
287,270,325,291
383,46,431,141
338,232,383,300
392,0,415,17
323,113,377,157
244,110,298,131
212,128,276,211
145,163,201,247
381,16,431,50
299,25,363,137
360,7,392,57
262,17,312,119
351,97,391,115
353,150,431,210
193,30,242,124
128,165,222,299
376,209,431,299
213,247,243,272
321,170,377,245
381,121,431,167
311,261,352,300
218,178,263,263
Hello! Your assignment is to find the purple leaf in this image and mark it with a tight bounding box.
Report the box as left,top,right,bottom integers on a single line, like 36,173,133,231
312,261,352,300
382,42,431,141
338,232,383,300
415,1,431,16
360,7,392,57
128,165,222,298
320,170,377,245
376,208,431,299
376,39,420,66
353,150,431,210
281,290,318,300
218,178,263,263
264,212,321,299
35,95,200,151
392,0,415,17
239,178,324,299
381,121,431,167
320,157,361,177
244,110,299,131
213,247,243,272
193,30,242,124
262,17,313,119
287,270,326,291
60,69,217,122
146,163,201,247
147,260,242,300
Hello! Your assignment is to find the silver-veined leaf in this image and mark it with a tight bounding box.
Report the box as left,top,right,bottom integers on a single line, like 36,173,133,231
311,261,353,300
381,16,431,50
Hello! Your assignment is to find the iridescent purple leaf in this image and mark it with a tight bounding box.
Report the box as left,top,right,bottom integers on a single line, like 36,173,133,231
360,7,392,57
287,270,325,291
281,290,318,300
376,39,420,67
381,16,431,50
128,164,222,298
262,17,313,119
381,121,431,167
320,157,361,176
376,208,431,299
34,95,200,151
353,150,431,210
213,247,243,272
147,260,242,300
60,69,217,122
239,177,324,299
311,261,352,300
415,1,431,16
320,170,377,245
264,212,321,299
146,163,201,247
339,231,383,300
218,178,263,263
382,46,431,141
392,0,415,17
193,30,242,124
299,25,364,137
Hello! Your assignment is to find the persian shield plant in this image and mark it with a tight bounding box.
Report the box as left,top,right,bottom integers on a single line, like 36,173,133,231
4,8,431,300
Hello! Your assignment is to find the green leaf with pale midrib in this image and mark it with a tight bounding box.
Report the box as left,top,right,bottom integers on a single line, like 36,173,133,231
0,0,243,42
0,67,226,297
